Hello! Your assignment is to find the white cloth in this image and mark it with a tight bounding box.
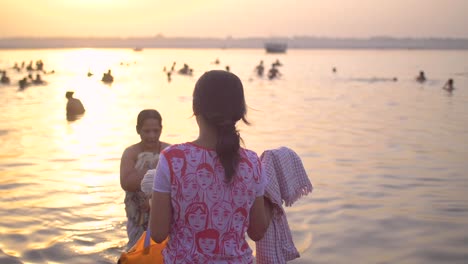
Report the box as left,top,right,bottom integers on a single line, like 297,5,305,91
138,152,160,196
256,146,313,264
141,169,156,196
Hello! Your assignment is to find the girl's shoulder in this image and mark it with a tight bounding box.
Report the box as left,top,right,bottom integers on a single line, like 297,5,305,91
162,142,216,152
240,147,260,161
160,142,198,156
162,143,189,151
160,141,171,150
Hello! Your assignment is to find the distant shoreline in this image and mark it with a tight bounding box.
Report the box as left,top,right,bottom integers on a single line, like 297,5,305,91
1,36,468,50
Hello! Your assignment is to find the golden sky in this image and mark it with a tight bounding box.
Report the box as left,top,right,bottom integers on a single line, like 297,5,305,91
1,0,467,38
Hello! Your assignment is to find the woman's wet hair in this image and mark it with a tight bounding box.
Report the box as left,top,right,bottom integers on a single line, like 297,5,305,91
136,109,162,133
193,70,249,183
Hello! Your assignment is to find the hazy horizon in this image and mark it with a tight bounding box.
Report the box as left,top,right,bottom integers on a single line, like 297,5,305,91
1,0,468,39
1,35,468,40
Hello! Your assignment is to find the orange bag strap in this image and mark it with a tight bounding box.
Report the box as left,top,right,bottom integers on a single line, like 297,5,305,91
144,227,151,250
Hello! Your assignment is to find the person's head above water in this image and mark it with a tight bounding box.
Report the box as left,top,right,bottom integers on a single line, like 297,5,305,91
65,91,74,99
192,70,249,182
136,109,163,134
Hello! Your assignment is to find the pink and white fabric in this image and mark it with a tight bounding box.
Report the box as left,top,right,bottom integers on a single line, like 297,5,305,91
153,142,268,264
256,146,313,264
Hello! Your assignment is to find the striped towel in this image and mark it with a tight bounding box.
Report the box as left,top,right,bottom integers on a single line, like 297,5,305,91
256,147,313,264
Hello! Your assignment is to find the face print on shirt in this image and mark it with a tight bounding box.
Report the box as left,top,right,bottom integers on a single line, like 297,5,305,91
238,157,254,184
172,198,181,223
207,181,225,203
214,158,225,176
230,207,248,234
171,157,185,176
246,188,256,207
196,163,215,190
184,147,203,169
185,202,209,231
231,182,248,208
176,226,195,252
242,151,261,183
180,173,200,201
196,229,220,255
166,148,187,177
211,201,233,231
173,247,188,264
221,232,239,257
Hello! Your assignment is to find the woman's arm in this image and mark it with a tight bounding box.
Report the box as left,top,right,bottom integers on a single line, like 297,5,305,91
150,191,172,243
247,196,273,241
120,147,146,192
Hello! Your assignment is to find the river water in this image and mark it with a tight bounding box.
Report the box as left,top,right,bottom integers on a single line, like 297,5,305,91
0,48,467,264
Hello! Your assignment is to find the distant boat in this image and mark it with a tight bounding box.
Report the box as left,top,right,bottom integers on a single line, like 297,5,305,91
133,47,143,52
265,42,287,53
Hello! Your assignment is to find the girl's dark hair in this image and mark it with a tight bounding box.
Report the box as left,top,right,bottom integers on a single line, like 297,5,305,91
136,109,162,133
192,70,249,183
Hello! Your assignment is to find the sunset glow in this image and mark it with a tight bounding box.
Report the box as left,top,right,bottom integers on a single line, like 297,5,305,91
1,0,467,38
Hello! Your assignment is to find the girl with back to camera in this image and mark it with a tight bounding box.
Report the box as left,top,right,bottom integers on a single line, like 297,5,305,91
150,70,272,263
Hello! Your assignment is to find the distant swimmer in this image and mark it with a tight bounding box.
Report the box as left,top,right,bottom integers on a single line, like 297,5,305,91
255,60,264,77
416,71,426,82
65,91,85,121
442,78,454,92
178,63,193,75
273,59,283,67
167,71,172,83
268,64,281,80
332,67,337,73
102,69,114,83
1,71,10,84
33,74,43,85
18,77,29,90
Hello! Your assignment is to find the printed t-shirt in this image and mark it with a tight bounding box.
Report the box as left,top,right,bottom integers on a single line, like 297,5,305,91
153,142,267,263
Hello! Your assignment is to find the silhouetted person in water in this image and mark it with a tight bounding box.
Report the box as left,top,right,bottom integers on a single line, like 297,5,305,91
443,79,454,92
102,69,114,83
178,64,191,75
256,60,264,77
18,78,28,90
225,65,230,72
1,71,10,84
36,60,44,71
167,71,172,83
33,74,43,84
268,64,281,80
332,67,337,73
66,91,85,121
416,71,426,82
273,59,283,67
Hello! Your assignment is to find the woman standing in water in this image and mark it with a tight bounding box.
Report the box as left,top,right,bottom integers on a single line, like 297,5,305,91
150,70,272,263
120,109,170,249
